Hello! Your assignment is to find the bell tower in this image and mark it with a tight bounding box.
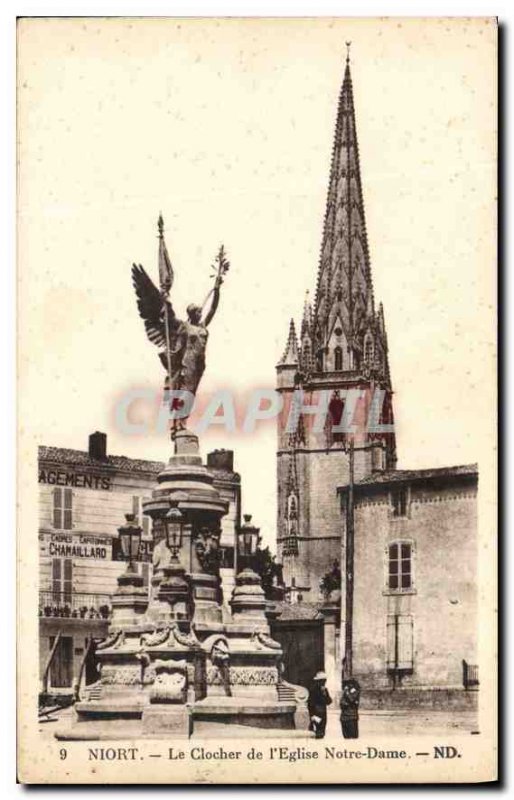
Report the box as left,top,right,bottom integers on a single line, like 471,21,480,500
276,51,397,600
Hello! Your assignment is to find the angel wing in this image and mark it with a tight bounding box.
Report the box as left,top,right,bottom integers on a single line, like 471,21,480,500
131,263,177,348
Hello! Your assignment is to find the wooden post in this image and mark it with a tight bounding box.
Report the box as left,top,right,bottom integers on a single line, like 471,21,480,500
344,439,355,679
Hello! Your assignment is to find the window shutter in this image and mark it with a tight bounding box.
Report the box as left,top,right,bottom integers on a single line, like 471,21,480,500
386,614,413,671
386,616,396,668
53,488,62,529
397,615,413,669
142,497,150,536
63,558,73,602
132,495,140,520
63,488,73,530
52,558,61,598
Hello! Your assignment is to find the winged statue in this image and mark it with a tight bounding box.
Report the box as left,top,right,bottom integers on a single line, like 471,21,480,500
131,216,229,429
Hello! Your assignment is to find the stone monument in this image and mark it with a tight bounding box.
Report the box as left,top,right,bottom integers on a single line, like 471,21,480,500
59,221,303,739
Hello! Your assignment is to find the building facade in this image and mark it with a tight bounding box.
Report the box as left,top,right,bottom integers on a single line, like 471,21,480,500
274,56,479,702
338,465,478,700
39,432,240,695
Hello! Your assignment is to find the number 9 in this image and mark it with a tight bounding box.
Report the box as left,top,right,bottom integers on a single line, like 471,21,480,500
60,748,67,760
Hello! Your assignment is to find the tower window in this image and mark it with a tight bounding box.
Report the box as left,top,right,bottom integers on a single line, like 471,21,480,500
287,495,297,520
334,346,343,371
392,486,409,517
364,335,374,365
328,393,346,444
316,350,324,371
302,342,311,369
388,542,412,591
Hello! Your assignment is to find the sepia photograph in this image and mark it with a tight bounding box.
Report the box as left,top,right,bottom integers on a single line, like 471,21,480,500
16,15,497,784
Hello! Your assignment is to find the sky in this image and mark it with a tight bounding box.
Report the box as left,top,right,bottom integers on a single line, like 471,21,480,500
18,17,496,549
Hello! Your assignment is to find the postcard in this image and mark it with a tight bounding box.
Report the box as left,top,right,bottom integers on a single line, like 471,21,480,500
17,16,497,784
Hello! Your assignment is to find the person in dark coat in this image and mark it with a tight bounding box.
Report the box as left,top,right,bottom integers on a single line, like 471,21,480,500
340,677,360,739
308,671,332,739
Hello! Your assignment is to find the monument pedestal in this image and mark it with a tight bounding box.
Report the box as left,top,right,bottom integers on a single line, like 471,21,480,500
57,431,299,740
142,706,192,737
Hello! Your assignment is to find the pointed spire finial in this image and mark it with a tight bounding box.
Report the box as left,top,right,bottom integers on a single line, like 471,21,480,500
279,318,300,366
301,291,312,338
345,41,351,64
157,213,164,239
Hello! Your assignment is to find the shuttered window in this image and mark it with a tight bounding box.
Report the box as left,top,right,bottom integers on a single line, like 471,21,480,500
392,486,408,517
52,558,73,603
53,488,73,529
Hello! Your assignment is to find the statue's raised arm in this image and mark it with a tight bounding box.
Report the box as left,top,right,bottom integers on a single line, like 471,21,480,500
131,220,230,436
202,245,230,327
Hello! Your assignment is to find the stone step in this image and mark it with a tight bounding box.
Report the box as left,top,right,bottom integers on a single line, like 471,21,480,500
277,685,296,702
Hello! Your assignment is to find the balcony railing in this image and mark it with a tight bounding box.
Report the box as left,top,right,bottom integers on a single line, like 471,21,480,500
39,591,111,620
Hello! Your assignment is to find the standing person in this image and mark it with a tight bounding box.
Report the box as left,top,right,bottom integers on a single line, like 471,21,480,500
308,671,332,739
340,677,361,739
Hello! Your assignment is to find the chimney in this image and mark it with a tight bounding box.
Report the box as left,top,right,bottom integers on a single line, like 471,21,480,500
89,431,107,460
207,449,234,472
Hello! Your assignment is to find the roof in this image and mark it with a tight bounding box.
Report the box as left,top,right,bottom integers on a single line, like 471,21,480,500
39,445,241,480
268,601,323,621
39,445,164,475
338,463,478,493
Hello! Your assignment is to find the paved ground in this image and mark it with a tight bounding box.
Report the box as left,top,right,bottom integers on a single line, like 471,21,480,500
325,709,479,738
39,706,479,741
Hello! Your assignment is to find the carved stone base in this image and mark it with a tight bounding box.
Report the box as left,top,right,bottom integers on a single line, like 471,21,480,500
192,697,296,731
191,573,222,623
142,704,192,737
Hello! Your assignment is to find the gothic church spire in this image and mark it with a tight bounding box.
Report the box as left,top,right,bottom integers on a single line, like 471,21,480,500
312,51,375,366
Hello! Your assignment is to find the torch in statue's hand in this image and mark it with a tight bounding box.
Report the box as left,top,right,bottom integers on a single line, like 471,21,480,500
212,244,230,287
200,244,230,314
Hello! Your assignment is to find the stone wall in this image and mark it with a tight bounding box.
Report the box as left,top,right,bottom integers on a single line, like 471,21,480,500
278,444,374,601
350,477,478,690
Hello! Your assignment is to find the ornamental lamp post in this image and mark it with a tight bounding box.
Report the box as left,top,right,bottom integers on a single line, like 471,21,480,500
237,514,260,572
118,513,143,572
164,506,184,562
